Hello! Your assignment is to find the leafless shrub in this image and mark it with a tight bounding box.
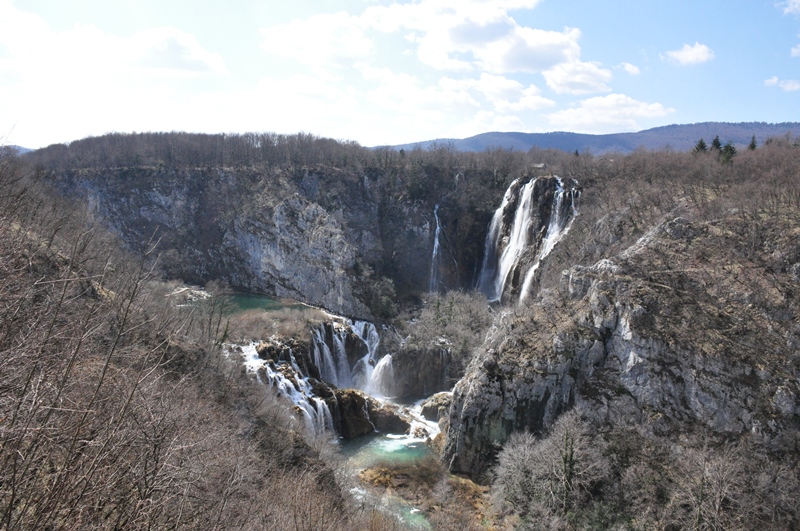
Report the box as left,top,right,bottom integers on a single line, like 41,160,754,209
492,409,609,524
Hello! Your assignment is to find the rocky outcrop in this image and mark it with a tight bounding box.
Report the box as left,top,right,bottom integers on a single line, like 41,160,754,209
332,389,375,439
256,337,320,380
420,392,453,423
323,388,411,438
445,215,800,480
369,402,412,434
391,344,451,399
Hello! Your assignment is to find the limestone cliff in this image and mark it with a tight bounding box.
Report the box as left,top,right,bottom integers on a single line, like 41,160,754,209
445,214,800,478
47,166,439,319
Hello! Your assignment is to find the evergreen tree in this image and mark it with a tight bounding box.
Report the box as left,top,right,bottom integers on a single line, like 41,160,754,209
748,135,757,150
721,141,737,164
694,138,708,153
711,135,722,151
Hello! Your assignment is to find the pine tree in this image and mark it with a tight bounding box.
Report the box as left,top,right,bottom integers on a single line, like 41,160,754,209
694,138,708,153
711,135,722,151
748,135,757,150
721,141,737,164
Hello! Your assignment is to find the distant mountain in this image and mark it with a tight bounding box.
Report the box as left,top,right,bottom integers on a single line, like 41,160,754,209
6,145,33,155
387,122,800,154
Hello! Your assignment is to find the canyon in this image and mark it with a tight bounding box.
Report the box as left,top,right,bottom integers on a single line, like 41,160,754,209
14,132,800,528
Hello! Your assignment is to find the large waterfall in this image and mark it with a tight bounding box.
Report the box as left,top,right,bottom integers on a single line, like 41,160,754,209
477,176,579,303
519,177,579,302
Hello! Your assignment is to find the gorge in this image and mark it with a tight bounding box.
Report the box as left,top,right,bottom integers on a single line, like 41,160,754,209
5,132,800,529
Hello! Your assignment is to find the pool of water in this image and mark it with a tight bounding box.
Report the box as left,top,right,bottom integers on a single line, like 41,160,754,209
340,433,432,469
340,433,434,530
224,292,308,314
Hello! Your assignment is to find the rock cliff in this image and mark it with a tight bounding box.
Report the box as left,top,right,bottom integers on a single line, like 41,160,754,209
445,213,800,478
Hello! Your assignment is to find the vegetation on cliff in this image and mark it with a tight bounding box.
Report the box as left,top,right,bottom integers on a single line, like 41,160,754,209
0,147,416,530
7,129,800,529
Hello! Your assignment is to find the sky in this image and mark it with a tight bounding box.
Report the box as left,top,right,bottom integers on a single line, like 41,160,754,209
1,0,800,149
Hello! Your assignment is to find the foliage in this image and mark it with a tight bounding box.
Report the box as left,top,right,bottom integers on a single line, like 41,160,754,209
493,410,609,524
694,137,709,153
396,290,493,380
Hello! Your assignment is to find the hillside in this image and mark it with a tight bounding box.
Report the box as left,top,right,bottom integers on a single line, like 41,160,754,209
390,121,800,154
9,132,800,529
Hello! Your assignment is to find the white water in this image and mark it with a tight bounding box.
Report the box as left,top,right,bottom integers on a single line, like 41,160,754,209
478,176,579,303
492,179,538,301
238,343,334,436
428,204,442,293
477,179,518,299
311,319,394,398
519,177,580,302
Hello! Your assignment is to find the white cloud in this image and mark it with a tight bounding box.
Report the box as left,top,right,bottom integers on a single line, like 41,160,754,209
546,93,674,134
765,76,800,91
134,28,227,76
792,44,800,57
260,12,372,67
0,1,228,147
664,42,715,65
448,73,555,111
543,61,613,94
619,62,640,75
783,0,800,14
264,1,581,75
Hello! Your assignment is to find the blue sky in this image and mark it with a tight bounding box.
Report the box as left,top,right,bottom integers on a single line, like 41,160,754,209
1,0,799,149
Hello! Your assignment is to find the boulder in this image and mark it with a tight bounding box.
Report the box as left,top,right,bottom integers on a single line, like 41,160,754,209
367,401,411,434
420,392,453,423
333,389,374,439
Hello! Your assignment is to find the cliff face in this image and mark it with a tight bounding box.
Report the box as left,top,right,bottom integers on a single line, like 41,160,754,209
445,214,800,478
50,166,443,319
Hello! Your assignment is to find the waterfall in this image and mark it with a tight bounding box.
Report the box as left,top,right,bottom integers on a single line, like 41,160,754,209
310,319,395,397
492,179,537,301
239,343,333,436
476,180,517,299
428,204,442,293
366,354,394,397
519,177,580,302
477,176,579,303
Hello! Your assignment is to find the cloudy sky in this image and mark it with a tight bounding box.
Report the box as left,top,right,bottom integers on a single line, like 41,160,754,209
2,0,799,149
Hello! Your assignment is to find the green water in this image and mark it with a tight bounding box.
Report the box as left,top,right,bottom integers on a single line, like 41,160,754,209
224,292,308,314
340,433,432,469
340,434,434,530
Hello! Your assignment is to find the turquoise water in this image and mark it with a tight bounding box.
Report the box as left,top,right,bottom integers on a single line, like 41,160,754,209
224,292,307,314
340,433,432,469
340,434,434,530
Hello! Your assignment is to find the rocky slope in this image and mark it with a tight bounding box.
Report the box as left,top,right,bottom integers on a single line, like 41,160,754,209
24,132,800,501
445,210,800,478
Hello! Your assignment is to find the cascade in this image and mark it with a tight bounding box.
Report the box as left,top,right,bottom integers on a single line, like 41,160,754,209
310,319,394,397
239,343,333,435
478,176,579,303
519,177,580,302
366,354,394,398
476,180,517,299
428,204,442,293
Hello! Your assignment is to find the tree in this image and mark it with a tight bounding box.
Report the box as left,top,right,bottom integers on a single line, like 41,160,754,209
493,409,608,523
711,135,722,152
694,138,709,153
748,135,757,150
721,141,737,164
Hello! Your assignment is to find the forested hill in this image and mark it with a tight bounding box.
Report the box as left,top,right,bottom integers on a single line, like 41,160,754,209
390,121,800,154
